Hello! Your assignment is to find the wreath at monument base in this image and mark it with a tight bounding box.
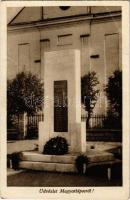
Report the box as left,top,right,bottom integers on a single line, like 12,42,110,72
43,136,69,155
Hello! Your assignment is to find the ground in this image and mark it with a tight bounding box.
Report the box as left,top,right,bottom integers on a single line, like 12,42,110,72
7,139,121,154
7,169,122,187
7,139,37,154
7,139,122,187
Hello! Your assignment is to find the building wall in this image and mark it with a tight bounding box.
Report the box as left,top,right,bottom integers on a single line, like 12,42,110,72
43,6,90,19
8,28,41,79
90,19,121,113
7,7,122,114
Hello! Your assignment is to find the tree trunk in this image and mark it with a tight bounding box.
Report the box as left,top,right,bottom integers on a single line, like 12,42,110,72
86,112,91,129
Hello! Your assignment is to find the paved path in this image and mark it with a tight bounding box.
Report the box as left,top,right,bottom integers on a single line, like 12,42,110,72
7,139,121,155
7,139,38,154
86,141,121,151
7,169,122,187
7,168,24,176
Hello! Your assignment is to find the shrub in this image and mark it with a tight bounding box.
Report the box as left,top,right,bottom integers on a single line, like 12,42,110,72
43,136,69,155
108,146,122,160
75,154,89,174
103,111,122,129
7,154,12,168
11,152,22,170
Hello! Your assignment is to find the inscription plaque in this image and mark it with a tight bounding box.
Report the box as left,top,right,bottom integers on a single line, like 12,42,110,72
54,80,68,132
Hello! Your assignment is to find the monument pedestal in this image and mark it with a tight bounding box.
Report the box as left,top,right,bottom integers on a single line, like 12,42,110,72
39,121,86,153
70,122,86,153
39,49,86,153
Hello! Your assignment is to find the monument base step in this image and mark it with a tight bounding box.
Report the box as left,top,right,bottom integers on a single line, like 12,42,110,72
21,152,77,164
18,151,116,174
21,151,115,164
19,161,76,173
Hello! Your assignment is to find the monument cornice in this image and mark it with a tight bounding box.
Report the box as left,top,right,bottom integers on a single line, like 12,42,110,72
8,11,121,32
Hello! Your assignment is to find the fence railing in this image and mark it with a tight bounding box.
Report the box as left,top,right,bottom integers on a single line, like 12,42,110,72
81,114,106,129
8,112,107,139
27,113,44,127
27,113,106,129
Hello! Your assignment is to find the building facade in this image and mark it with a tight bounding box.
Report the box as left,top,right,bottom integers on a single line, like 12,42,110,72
7,6,122,115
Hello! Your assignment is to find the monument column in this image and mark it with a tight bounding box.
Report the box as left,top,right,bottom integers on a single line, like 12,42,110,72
39,49,86,153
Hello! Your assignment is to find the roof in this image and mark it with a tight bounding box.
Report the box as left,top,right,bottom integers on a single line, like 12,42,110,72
8,6,121,26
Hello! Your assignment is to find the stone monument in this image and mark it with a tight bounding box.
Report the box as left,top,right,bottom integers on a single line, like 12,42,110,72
39,49,86,153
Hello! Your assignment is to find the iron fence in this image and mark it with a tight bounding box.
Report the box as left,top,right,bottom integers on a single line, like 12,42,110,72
27,113,44,127
81,114,106,129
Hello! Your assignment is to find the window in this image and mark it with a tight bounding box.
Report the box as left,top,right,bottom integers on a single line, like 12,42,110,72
105,33,119,76
18,43,30,72
40,39,50,79
80,34,90,75
40,39,50,50
57,34,72,46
